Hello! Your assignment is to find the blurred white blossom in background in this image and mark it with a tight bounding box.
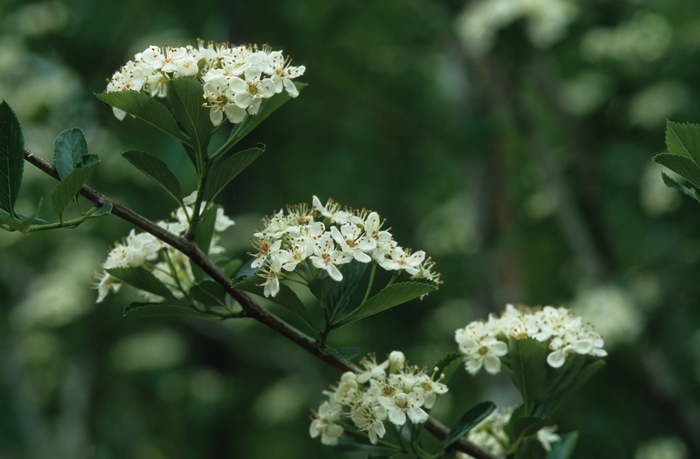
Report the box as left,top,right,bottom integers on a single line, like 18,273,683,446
456,0,579,55
560,72,613,116
640,162,682,217
635,437,688,459
111,329,187,372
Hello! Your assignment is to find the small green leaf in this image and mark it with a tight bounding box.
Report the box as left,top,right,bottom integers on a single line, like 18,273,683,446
337,279,438,326
653,153,700,189
89,202,113,218
195,204,218,255
505,337,548,414
121,150,183,205
107,266,176,299
50,161,99,218
205,145,265,201
327,260,367,323
53,128,89,179
319,345,361,362
442,401,496,449
665,121,700,164
190,280,227,306
432,351,463,383
232,275,309,321
124,302,217,320
545,432,578,459
0,100,24,216
221,259,243,277
166,78,212,159
224,83,307,151
660,172,700,203
95,90,188,143
510,416,552,453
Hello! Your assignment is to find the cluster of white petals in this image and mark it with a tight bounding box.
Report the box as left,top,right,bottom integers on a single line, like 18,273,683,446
250,196,440,298
455,304,607,374
92,193,234,303
106,40,305,125
456,406,561,457
310,351,448,446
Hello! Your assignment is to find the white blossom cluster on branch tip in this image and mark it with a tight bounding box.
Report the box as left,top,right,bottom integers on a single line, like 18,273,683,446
249,196,440,298
455,406,561,457
309,351,448,446
455,304,607,374
105,40,305,126
92,193,234,303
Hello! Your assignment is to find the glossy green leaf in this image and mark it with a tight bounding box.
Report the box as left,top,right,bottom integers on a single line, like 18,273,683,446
225,83,306,150
665,121,700,164
95,90,188,143
545,432,578,459
49,161,99,219
336,279,438,326
660,172,700,203
166,78,212,157
327,259,367,323
53,128,91,180
190,280,227,306
194,204,218,255
106,266,176,299
442,401,496,449
653,153,700,189
89,202,113,218
232,275,309,321
319,345,361,362
506,337,548,414
121,150,183,205
0,100,24,216
205,145,265,201
432,351,463,383
124,302,217,320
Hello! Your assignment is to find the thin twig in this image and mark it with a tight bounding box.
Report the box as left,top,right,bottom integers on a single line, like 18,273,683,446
23,148,501,459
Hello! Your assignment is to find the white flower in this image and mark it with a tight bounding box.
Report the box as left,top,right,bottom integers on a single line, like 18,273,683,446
309,401,344,446
537,426,561,452
351,402,387,444
455,321,508,375
378,391,429,426
310,232,352,281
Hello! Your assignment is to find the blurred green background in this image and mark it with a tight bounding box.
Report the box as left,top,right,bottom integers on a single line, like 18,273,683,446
1,0,699,458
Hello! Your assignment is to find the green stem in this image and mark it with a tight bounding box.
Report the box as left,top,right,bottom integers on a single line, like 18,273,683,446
25,206,100,232
362,262,378,303
185,162,211,240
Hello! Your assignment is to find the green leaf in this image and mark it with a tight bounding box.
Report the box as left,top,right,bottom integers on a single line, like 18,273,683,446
510,416,552,453
327,260,368,323
221,259,243,277
89,202,113,218
319,345,361,362
308,276,334,302
106,266,176,299
0,100,24,216
124,302,217,320
166,78,212,159
432,351,464,384
660,172,700,203
95,90,188,143
665,121,700,164
225,83,307,150
653,153,700,189
205,145,265,201
121,150,183,205
49,161,99,219
336,279,438,326
545,432,578,459
442,401,496,449
505,337,548,414
194,204,218,255
190,280,227,306
232,275,309,321
53,128,92,180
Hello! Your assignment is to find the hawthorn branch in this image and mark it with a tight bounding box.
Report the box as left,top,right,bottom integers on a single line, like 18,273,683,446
23,148,501,459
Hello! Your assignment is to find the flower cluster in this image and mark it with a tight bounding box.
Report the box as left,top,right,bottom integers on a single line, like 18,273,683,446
250,196,440,298
455,304,607,374
92,193,234,303
456,406,561,457
106,41,305,126
309,351,448,446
